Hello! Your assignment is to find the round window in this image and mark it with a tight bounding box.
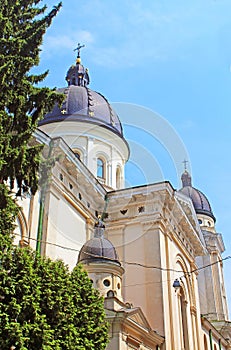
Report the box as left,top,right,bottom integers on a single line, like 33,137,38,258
103,279,110,287
198,219,202,225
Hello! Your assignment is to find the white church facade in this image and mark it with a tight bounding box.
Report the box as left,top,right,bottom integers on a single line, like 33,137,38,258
15,48,231,349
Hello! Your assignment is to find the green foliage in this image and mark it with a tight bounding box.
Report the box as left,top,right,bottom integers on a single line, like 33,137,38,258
0,249,109,350
0,0,64,196
68,265,109,350
0,184,19,247
0,1,109,349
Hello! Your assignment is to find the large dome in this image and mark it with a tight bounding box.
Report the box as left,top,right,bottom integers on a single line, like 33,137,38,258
179,171,216,221
39,86,123,136
39,50,123,137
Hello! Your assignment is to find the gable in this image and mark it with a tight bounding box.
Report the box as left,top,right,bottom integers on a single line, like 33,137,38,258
124,307,151,330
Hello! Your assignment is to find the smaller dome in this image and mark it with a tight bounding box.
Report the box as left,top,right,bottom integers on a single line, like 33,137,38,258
179,171,216,222
78,237,120,265
78,222,121,266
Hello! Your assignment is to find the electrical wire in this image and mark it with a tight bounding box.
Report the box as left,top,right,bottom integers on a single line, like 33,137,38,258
122,260,184,273
191,256,231,273
14,233,231,275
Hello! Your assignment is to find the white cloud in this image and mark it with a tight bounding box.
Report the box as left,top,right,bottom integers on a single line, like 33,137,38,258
41,0,231,72
42,30,94,57
71,0,231,68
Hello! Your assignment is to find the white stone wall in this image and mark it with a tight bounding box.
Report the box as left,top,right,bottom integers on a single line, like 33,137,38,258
45,191,86,269
39,121,129,190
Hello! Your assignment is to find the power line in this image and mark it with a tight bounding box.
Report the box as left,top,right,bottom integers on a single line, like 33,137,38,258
20,234,82,252
123,260,184,273
191,256,231,273
15,233,231,275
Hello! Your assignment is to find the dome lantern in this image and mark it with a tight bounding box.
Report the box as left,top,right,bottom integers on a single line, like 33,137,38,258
65,43,90,87
181,170,192,187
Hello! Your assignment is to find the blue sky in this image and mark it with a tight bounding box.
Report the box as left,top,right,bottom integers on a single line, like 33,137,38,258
38,0,231,310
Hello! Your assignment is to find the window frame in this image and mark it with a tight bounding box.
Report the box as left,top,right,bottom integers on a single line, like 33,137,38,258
97,157,105,179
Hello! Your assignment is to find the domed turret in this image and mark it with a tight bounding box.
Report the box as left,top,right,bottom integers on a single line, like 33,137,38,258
179,170,216,222
78,218,124,300
78,218,120,266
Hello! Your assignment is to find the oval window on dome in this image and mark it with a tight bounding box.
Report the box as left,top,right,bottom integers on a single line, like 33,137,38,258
103,279,110,287
198,219,202,225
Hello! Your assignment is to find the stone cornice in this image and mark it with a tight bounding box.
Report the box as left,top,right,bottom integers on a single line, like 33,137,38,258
203,231,225,254
83,262,124,276
106,184,205,256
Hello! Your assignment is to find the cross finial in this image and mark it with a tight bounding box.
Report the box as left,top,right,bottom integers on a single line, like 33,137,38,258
74,43,85,58
182,159,188,171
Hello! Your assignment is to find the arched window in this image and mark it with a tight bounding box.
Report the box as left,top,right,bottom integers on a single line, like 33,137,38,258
74,151,81,160
97,158,105,178
72,149,81,160
214,345,217,350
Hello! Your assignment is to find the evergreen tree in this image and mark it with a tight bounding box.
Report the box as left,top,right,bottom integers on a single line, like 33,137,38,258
0,248,109,349
0,1,109,349
0,0,63,198
67,265,109,350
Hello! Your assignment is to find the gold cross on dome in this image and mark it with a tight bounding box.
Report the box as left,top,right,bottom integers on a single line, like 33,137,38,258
74,43,85,57
182,159,188,171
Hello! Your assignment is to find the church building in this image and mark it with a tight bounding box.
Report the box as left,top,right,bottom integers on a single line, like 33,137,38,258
15,46,231,349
